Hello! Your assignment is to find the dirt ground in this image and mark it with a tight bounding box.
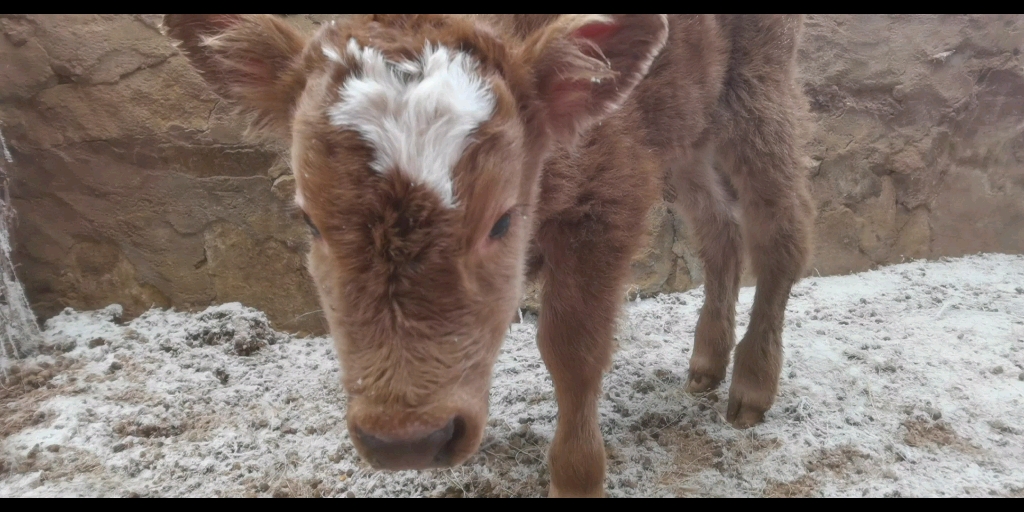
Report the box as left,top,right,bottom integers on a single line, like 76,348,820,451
1,254,1023,497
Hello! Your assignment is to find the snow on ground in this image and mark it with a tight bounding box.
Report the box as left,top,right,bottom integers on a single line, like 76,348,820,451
1,254,1022,497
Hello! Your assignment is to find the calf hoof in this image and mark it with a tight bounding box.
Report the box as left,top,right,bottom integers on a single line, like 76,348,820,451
685,369,724,394
725,386,770,428
685,356,727,394
548,484,606,498
726,342,779,429
726,370,778,429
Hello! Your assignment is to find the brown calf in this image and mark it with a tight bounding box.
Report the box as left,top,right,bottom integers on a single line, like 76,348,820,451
164,14,814,497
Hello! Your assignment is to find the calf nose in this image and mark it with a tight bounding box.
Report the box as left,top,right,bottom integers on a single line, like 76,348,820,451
356,418,458,470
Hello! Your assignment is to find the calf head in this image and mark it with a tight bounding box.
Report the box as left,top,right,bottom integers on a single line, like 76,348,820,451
164,13,668,470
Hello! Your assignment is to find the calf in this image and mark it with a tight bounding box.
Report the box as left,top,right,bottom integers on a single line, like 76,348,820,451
164,14,814,497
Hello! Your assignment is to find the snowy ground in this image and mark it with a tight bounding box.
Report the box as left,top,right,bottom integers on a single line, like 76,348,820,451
1,254,1023,497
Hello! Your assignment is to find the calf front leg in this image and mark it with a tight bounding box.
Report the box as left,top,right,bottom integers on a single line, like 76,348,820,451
535,220,634,498
666,145,743,394
720,104,814,429
727,190,811,427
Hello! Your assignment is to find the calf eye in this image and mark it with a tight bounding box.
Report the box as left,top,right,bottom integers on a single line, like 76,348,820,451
489,213,512,239
303,213,321,238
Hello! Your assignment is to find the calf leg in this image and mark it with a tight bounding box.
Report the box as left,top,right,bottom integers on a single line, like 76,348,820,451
666,145,744,393
719,97,814,429
535,218,635,498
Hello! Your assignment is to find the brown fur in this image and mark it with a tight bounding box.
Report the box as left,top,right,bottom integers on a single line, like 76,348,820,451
163,14,814,497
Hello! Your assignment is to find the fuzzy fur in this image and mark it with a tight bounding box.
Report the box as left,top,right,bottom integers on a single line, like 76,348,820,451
164,13,815,497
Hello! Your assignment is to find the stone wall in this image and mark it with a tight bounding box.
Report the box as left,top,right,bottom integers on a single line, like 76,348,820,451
2,15,1022,334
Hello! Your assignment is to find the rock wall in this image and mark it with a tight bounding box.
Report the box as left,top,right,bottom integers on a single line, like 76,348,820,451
2,15,1022,334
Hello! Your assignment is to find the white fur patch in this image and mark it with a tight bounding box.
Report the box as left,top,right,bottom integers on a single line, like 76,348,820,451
327,38,496,207
322,44,342,63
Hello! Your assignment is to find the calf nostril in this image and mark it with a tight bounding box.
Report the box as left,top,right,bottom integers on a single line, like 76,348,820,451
447,417,466,447
431,418,456,445
434,416,467,465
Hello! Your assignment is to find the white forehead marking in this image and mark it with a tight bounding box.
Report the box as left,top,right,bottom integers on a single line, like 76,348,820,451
326,38,496,207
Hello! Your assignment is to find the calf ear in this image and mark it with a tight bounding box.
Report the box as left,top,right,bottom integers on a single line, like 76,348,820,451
521,14,669,144
163,14,308,140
